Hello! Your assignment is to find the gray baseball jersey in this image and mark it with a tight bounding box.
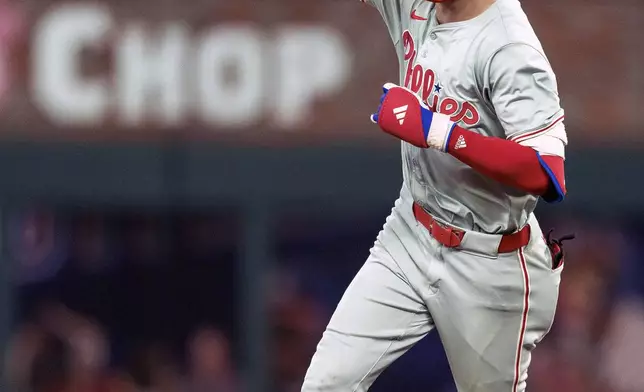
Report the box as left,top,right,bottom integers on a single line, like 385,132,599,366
302,1,565,391
377,0,565,234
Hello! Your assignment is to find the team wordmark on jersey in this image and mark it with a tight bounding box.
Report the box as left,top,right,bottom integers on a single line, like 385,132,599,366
402,31,480,127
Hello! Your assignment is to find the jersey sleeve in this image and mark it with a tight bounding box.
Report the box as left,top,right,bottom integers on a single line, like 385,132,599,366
359,0,412,44
483,43,566,143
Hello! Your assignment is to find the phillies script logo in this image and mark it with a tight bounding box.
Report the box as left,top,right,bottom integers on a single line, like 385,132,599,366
402,30,480,126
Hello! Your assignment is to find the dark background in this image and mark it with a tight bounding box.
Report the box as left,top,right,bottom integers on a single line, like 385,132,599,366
1,0,643,391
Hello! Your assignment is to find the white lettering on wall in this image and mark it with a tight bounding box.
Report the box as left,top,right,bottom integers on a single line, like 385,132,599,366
33,4,111,125
196,26,264,128
274,27,351,128
116,23,188,127
31,3,352,130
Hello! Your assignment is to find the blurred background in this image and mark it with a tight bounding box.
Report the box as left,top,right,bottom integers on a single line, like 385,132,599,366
0,0,643,391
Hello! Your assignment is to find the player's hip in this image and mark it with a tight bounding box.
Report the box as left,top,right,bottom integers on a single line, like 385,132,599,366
377,188,561,321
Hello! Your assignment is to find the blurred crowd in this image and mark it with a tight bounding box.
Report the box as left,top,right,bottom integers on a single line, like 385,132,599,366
5,305,238,392
2,209,328,392
2,209,644,392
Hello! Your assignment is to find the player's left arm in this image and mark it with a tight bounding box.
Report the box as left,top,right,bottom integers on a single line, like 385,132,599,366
372,44,567,203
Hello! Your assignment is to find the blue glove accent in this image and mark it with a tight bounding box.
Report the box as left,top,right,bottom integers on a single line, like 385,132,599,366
536,153,565,203
370,86,390,123
381,86,388,101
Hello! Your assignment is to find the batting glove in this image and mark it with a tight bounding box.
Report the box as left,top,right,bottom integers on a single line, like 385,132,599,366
371,83,456,151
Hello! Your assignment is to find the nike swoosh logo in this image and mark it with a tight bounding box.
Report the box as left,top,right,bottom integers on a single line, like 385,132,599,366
411,9,428,21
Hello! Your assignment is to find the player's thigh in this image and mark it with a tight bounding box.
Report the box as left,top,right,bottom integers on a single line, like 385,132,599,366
432,242,561,392
302,242,433,392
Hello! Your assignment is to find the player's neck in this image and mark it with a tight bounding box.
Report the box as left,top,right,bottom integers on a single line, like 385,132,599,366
435,0,496,24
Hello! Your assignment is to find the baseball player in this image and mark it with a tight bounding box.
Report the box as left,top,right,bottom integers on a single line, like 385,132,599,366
301,0,571,391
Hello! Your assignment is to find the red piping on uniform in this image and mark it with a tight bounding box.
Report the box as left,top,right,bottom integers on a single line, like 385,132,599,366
510,115,565,144
513,248,531,392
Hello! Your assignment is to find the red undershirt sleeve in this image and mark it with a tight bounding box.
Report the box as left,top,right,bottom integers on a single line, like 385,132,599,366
446,125,566,203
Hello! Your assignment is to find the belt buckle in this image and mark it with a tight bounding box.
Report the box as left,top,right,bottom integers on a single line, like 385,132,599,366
430,221,464,248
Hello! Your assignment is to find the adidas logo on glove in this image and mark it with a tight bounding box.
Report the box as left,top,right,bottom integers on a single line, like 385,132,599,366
371,83,456,151
393,105,409,125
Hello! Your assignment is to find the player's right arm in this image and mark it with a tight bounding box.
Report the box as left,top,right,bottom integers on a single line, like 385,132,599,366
370,42,568,203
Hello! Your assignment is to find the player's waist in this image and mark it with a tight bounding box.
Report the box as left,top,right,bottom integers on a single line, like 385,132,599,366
403,158,537,233
412,202,532,256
